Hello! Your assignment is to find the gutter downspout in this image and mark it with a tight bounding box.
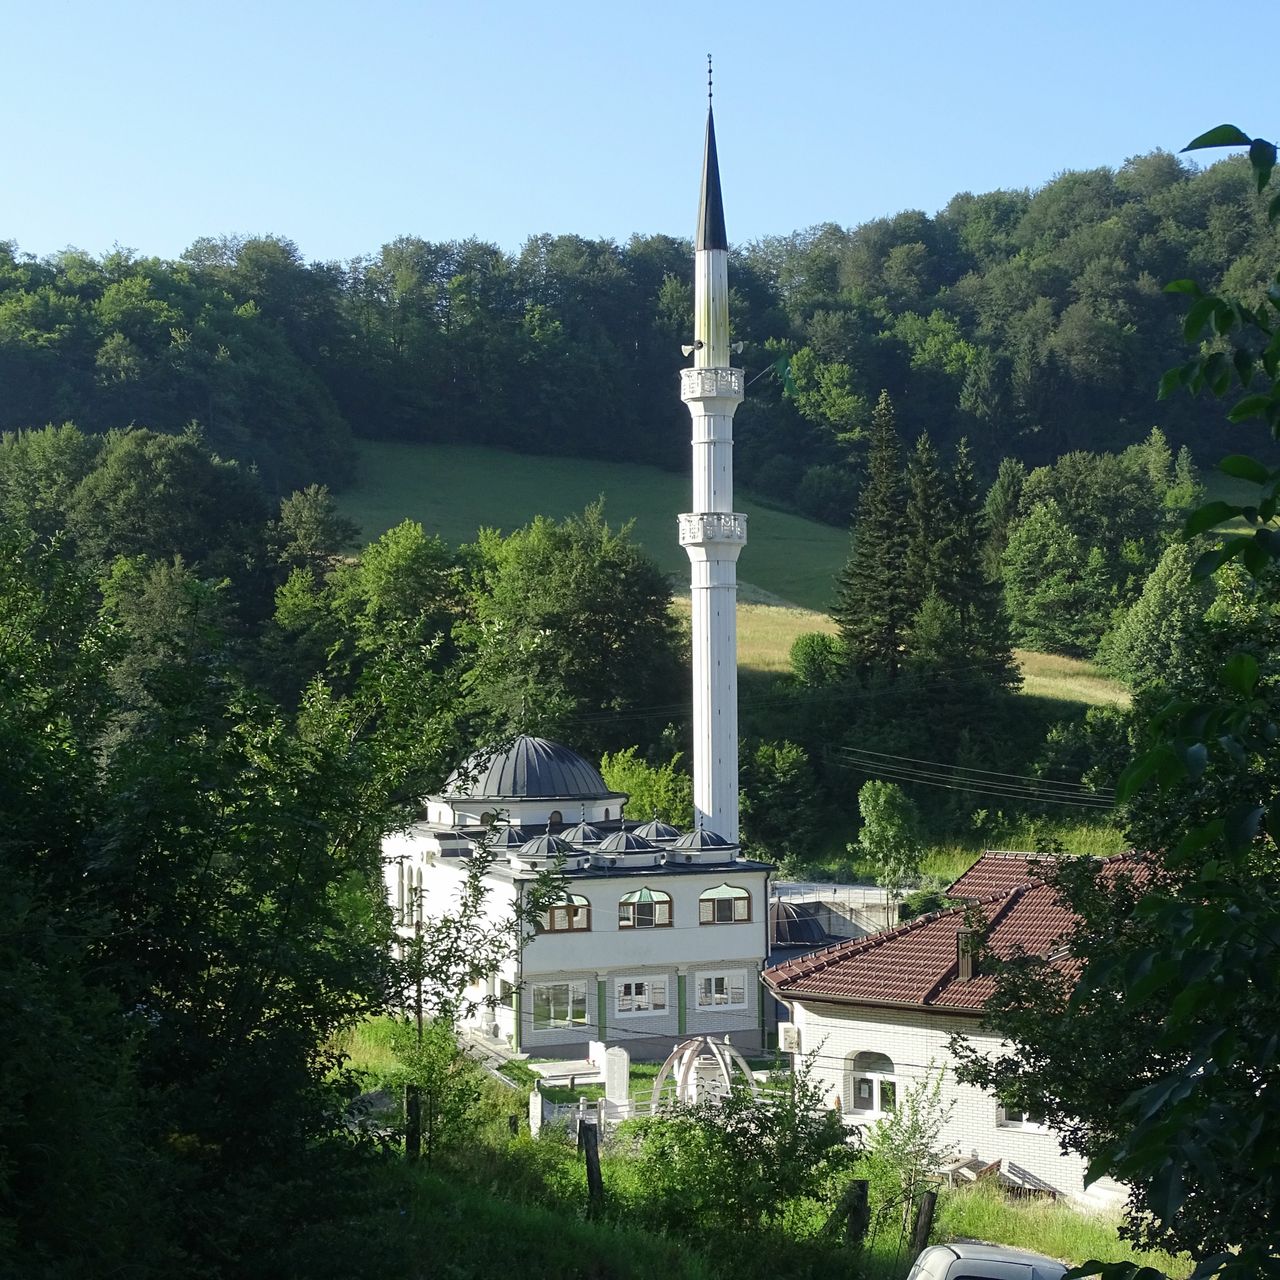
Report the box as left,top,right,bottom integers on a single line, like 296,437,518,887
513,881,524,1054
760,864,773,1049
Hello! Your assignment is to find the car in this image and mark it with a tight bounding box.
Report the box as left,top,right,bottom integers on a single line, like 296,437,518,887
906,1241,1069,1280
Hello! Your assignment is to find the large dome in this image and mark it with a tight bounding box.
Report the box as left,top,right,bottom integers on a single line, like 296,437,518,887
442,735,620,801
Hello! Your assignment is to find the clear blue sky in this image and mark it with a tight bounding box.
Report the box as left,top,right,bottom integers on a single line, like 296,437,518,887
5,0,1274,264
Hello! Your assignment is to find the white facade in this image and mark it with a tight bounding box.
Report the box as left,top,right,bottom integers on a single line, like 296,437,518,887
386,820,770,1058
780,998,1124,1205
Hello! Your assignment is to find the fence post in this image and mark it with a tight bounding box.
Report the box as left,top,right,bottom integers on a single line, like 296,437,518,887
909,1189,938,1259
845,1179,870,1247
582,1121,604,1218
428,1090,440,1164
404,1084,421,1161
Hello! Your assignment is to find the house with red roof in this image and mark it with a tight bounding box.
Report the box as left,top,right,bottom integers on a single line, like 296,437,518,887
763,851,1143,1203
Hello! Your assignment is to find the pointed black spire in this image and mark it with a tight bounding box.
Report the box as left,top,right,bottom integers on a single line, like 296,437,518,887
697,100,727,251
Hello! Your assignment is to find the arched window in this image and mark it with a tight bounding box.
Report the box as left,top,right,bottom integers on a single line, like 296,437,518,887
547,809,563,828
414,867,424,925
396,862,406,921
542,894,591,933
698,883,751,924
603,808,611,821
618,887,672,929
843,1051,897,1117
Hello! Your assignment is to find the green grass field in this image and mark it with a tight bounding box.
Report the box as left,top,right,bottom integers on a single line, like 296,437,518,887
337,440,848,611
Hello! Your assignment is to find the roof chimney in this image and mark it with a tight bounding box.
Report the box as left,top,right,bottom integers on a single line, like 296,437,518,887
956,928,979,981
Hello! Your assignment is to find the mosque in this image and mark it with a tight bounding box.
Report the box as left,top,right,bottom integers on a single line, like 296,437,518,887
383,89,773,1057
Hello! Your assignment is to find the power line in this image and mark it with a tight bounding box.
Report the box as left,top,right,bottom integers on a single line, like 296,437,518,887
829,750,1114,808
826,753,1114,811
833,745,1113,796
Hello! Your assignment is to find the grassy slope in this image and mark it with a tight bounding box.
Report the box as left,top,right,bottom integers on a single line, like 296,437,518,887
340,439,1131,704
707,596,1129,706
337,440,848,612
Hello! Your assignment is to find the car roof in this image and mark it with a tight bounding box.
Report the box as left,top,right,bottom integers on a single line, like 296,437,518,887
939,1242,1067,1268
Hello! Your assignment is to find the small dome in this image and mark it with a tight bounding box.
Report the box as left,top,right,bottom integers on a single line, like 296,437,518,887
596,828,660,855
443,735,620,801
769,899,832,948
672,826,734,851
490,826,531,849
518,833,573,859
633,816,682,843
560,819,606,846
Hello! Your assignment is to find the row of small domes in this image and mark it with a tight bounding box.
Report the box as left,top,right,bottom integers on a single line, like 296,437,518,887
491,820,734,859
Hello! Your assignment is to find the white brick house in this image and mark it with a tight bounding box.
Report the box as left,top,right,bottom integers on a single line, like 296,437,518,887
764,853,1140,1203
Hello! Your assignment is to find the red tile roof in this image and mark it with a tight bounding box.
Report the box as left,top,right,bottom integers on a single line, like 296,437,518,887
947,851,1055,900
764,852,1145,1014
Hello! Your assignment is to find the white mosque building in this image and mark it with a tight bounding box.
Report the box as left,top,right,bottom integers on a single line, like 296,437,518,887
383,90,768,1058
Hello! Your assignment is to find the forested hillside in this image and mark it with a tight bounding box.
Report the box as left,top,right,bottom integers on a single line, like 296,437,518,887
3,151,1277,515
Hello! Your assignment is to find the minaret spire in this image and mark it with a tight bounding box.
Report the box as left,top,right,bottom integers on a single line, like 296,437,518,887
697,99,728,252
680,66,746,845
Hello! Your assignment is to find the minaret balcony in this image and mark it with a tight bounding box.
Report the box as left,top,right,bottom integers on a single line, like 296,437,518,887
679,512,748,547
680,367,744,405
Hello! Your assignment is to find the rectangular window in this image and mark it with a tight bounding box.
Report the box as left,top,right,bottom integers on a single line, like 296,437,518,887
548,904,590,931
849,1074,898,1116
619,900,671,928
616,977,668,1016
698,893,751,924
695,970,748,1009
1000,1106,1047,1129
531,980,588,1030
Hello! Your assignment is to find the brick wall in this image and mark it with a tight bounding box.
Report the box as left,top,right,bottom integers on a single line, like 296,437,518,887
786,999,1103,1199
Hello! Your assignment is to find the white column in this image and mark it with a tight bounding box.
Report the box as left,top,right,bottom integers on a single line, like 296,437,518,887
680,365,746,844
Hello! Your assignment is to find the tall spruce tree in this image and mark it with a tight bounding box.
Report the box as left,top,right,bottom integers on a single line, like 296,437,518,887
936,438,1019,692
903,433,945,620
981,456,1026,578
833,390,908,678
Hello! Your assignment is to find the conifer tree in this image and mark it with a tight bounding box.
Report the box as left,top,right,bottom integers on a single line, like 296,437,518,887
833,390,908,678
937,438,1019,691
1098,539,1212,693
981,456,1026,578
903,432,945,619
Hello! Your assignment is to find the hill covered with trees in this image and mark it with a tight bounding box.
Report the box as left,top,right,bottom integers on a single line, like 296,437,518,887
3,151,1277,520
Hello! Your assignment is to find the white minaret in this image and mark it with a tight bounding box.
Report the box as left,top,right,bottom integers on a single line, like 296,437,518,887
680,73,746,843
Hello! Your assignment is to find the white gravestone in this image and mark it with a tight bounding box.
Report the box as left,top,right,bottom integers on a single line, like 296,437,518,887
605,1046,631,1107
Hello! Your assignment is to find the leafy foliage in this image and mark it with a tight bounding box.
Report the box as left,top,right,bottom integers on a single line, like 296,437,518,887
853,780,924,900
788,629,844,685
599,746,694,827
860,1069,956,1224
459,503,684,757
960,124,1280,1279
625,1058,858,1234
1097,540,1214,693
739,739,823,865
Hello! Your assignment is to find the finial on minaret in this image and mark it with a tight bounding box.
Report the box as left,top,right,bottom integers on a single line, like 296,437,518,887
707,53,713,103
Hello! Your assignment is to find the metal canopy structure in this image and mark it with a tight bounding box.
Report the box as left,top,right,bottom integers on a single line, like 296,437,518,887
649,1034,758,1109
